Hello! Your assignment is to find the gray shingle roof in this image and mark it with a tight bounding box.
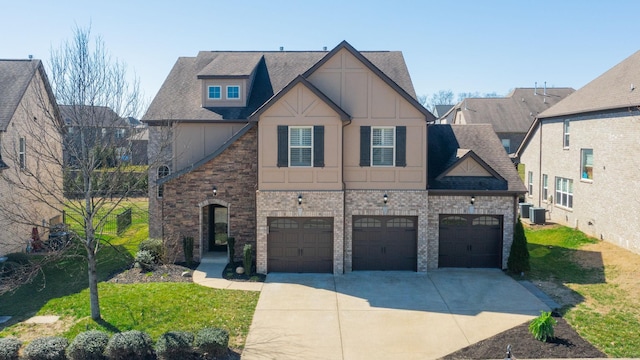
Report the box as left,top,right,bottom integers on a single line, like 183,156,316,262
428,124,526,192
451,88,574,133
539,50,640,118
0,59,42,131
143,43,423,122
59,105,129,128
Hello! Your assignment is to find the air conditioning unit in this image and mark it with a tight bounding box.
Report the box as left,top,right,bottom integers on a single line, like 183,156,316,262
519,203,533,218
530,207,546,225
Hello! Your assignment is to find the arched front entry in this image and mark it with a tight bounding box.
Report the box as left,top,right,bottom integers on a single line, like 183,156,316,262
199,199,230,258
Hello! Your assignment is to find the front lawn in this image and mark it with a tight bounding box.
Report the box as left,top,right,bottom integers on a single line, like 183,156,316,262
524,224,640,357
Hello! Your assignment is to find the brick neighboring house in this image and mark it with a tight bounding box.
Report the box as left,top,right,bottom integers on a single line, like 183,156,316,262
442,87,574,156
517,50,640,256
0,59,64,255
143,41,526,273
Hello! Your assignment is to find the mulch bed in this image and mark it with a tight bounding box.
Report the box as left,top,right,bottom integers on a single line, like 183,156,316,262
222,261,266,282
440,313,606,359
107,262,199,284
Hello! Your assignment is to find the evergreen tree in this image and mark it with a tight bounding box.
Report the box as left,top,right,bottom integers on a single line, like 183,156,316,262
508,217,530,273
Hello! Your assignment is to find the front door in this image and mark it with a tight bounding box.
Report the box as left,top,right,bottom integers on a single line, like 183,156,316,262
208,205,228,252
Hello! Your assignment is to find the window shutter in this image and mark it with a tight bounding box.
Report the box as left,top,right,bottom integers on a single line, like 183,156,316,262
395,126,406,167
277,125,288,167
313,126,324,167
359,126,371,166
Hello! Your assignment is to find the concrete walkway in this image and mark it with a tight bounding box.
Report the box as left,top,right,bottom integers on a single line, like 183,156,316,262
192,253,263,292
242,269,551,360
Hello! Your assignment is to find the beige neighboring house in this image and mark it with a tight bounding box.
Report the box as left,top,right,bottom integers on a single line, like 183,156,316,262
517,50,640,255
144,41,526,274
442,87,574,155
0,59,64,255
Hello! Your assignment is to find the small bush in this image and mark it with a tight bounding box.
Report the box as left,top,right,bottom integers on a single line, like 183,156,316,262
0,261,20,278
227,237,235,263
138,238,164,263
183,237,194,266
5,252,30,265
134,250,156,271
155,331,194,360
104,330,154,360
66,330,110,360
194,327,229,358
507,217,530,274
529,310,557,342
0,337,22,360
23,336,68,360
243,244,252,275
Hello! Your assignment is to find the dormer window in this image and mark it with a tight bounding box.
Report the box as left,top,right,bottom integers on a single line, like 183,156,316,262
208,86,221,99
227,86,240,99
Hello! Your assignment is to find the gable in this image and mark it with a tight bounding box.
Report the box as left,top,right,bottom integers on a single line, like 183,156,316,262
443,156,493,177
261,82,345,121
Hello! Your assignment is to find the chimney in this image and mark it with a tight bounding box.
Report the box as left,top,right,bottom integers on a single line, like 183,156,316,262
534,82,537,96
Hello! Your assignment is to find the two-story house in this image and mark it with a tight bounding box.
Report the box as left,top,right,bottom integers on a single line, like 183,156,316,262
518,50,640,255
0,59,64,255
143,41,525,274
442,87,574,156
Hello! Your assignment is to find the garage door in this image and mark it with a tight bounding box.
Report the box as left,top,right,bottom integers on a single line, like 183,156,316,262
438,214,502,268
353,216,417,271
267,217,333,273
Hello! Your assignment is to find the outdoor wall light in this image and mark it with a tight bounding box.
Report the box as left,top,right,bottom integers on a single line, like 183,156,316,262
470,195,475,205
212,186,217,196
383,193,388,204
298,194,303,206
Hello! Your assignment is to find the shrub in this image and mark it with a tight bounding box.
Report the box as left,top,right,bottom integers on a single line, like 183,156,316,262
66,330,110,360
183,237,194,266
0,261,20,278
23,336,68,360
5,252,30,265
104,330,154,360
227,237,235,264
155,331,194,360
138,238,164,263
0,337,22,360
529,310,557,342
194,327,229,358
243,244,252,275
507,217,530,274
134,250,156,271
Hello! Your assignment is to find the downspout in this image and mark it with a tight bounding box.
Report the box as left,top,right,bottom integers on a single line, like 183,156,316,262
341,118,352,274
538,120,543,207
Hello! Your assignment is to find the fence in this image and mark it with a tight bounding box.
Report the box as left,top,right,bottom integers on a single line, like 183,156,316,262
101,207,132,235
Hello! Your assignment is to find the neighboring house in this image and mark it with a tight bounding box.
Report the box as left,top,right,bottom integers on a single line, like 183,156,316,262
0,59,64,255
442,87,574,155
517,50,640,256
60,105,144,166
432,104,454,121
143,41,525,274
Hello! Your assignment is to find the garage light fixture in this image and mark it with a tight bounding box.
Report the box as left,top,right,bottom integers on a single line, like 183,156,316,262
470,195,475,205
383,193,388,204
297,194,303,206
212,186,217,196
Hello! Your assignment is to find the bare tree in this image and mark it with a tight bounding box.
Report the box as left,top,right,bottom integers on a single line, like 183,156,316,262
423,90,455,112
0,26,146,320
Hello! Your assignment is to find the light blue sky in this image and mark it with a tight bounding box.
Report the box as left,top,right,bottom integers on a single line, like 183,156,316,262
2,0,639,108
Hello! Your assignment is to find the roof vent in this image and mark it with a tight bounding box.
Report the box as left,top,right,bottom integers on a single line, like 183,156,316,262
279,46,284,51
534,82,537,95
323,46,327,51
28,55,33,60
632,84,635,91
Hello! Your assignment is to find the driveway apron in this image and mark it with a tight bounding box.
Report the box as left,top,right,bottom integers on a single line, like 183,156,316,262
242,269,549,360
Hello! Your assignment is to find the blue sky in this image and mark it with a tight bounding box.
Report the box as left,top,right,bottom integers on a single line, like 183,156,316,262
2,0,639,108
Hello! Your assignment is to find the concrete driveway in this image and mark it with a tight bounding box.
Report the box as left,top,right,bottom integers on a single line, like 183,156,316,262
242,269,550,360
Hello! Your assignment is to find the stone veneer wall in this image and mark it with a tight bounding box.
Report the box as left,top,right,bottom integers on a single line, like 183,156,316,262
160,127,257,262
344,190,429,272
148,126,174,239
256,190,345,274
427,195,517,269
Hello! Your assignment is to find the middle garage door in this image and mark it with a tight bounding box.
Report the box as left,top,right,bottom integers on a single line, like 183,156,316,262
353,216,417,271
267,217,333,273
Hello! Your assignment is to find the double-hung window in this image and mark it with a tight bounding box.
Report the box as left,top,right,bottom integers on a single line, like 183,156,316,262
227,86,240,99
542,174,549,201
372,127,395,166
555,177,573,208
208,86,221,99
563,120,570,148
581,149,593,180
18,137,26,169
527,171,534,195
289,127,313,167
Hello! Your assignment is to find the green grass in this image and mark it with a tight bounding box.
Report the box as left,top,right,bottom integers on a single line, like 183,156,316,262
524,225,640,357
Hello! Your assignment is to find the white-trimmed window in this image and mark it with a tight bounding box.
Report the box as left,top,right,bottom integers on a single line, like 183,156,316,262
372,127,395,166
157,165,170,198
527,171,533,196
115,128,126,139
501,138,511,153
289,126,312,167
226,85,240,99
208,86,221,99
581,149,593,180
555,177,573,208
18,137,26,169
542,174,549,201
563,119,570,148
